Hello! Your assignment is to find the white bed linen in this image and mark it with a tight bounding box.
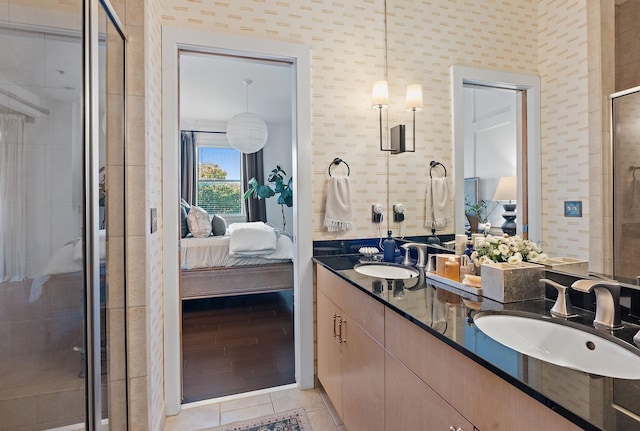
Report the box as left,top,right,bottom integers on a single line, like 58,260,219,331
180,234,293,270
29,230,106,302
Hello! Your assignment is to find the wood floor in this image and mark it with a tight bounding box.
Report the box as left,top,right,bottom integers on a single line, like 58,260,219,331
181,291,295,403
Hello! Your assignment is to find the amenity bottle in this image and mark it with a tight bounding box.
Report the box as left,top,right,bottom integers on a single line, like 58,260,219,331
444,256,460,281
383,231,396,262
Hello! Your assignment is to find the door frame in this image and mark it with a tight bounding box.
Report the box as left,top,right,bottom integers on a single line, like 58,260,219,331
161,27,313,415
451,65,541,242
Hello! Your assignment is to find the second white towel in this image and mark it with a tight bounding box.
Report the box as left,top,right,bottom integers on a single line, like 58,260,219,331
425,177,450,229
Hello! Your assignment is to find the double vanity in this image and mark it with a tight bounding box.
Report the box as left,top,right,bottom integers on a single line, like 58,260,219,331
313,249,640,431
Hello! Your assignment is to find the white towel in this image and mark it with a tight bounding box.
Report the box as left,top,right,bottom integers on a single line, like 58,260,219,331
228,222,278,255
625,176,640,219
324,176,352,232
425,177,450,229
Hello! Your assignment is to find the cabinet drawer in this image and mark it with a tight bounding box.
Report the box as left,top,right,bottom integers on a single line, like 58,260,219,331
385,351,473,431
385,309,582,431
317,265,384,343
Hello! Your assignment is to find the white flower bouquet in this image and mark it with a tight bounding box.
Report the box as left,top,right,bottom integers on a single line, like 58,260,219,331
470,234,547,267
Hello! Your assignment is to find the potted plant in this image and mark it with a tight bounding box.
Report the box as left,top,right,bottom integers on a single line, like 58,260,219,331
465,199,487,233
244,165,293,230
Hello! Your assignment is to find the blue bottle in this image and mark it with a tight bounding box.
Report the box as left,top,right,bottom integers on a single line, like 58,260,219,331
383,230,396,262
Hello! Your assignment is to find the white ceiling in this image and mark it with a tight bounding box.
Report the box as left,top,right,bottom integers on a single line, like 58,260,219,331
179,52,292,128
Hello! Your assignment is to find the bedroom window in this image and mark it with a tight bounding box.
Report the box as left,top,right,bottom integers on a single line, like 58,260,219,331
197,143,244,216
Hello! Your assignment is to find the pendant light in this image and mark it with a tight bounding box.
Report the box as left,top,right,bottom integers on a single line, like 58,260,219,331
226,79,268,154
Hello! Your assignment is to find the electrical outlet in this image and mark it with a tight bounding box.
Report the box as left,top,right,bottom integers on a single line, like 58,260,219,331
393,204,405,223
372,204,383,223
564,201,582,217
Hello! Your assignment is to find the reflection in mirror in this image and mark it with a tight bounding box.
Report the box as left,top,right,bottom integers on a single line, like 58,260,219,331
452,66,541,243
612,87,640,284
462,85,517,234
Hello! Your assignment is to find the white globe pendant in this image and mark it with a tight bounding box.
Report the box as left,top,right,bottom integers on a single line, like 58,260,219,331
227,79,269,154
226,112,268,154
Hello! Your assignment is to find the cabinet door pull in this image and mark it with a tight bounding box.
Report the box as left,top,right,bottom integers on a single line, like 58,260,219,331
339,318,347,343
333,313,338,338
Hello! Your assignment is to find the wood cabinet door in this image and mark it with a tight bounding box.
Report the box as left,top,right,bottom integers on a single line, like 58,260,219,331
385,351,474,431
317,290,343,418
342,315,385,431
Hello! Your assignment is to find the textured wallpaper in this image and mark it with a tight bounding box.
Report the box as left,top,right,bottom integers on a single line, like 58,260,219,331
146,0,165,429
159,0,572,244
538,0,590,260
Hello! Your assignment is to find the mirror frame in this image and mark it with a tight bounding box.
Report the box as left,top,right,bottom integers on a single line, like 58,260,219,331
451,66,541,242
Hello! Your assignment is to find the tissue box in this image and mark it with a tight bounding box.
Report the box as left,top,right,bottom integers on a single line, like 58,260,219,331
480,262,544,303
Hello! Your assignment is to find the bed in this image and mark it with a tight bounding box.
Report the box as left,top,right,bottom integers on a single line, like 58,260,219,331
179,223,294,300
29,230,106,303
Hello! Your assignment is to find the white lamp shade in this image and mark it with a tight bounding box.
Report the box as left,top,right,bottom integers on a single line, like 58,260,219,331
405,84,423,111
372,80,389,108
493,176,517,201
226,112,268,154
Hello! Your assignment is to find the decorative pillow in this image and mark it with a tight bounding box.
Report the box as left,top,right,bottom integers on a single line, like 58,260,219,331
186,205,211,238
211,214,227,236
180,203,190,238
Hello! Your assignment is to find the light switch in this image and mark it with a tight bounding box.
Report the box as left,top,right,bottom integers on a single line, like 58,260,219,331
150,208,158,233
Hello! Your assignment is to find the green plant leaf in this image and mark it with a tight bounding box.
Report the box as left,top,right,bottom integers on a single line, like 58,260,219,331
245,165,292,207
256,185,275,199
243,177,259,199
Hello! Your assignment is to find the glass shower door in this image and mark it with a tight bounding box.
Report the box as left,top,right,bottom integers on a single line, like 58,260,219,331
0,3,88,429
0,1,127,429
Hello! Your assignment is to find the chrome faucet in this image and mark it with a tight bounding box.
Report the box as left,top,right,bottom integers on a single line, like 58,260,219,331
540,279,577,318
571,279,623,330
401,243,429,267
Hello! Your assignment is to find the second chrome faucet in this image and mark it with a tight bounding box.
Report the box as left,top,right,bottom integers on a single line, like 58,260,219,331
542,278,623,330
571,279,623,330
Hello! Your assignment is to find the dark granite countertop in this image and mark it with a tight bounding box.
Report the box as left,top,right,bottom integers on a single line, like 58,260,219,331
314,254,640,431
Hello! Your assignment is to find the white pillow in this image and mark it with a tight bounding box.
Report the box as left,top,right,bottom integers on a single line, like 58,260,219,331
186,205,212,238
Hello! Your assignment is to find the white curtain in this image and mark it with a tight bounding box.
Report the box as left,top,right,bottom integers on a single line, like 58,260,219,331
0,114,26,281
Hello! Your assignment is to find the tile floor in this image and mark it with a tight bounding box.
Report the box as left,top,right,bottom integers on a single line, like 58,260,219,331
164,385,347,431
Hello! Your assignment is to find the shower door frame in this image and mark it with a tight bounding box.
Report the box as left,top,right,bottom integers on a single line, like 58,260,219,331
85,0,127,429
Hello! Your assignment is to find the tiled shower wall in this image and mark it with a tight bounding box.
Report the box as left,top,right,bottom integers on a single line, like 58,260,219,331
109,0,161,429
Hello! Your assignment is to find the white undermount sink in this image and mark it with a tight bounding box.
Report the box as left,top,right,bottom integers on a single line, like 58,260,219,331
353,262,420,280
473,311,640,379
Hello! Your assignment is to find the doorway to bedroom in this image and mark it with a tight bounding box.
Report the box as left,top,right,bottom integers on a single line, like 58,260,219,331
178,50,296,402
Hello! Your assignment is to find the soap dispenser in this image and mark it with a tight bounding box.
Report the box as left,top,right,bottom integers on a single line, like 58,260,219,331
383,231,396,262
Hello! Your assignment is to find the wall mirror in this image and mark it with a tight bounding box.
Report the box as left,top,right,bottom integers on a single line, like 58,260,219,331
377,2,543,247
452,66,541,243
